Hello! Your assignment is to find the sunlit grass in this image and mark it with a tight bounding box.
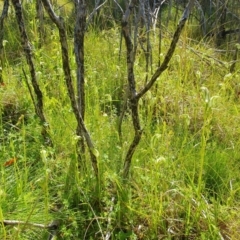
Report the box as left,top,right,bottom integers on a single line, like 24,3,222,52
0,7,240,239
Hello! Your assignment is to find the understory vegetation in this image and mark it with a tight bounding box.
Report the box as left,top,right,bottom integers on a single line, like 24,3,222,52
0,1,240,239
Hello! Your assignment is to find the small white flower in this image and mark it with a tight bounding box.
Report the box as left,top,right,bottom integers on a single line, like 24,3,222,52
155,156,166,163
196,70,201,79
224,73,232,81
40,149,47,163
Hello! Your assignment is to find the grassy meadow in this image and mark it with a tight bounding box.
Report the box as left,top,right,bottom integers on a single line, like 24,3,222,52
0,3,240,239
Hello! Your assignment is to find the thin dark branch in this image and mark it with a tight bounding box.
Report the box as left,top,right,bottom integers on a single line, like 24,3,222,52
122,0,142,179
12,0,52,145
137,0,195,100
230,44,239,73
86,0,107,27
22,67,37,113
3,219,59,240
36,0,45,47
0,0,9,84
122,0,195,178
12,0,44,120
41,0,98,177
113,0,124,14
74,0,86,163
75,0,86,119
2,219,58,229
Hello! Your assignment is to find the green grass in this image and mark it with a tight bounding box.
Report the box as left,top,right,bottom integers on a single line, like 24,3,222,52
0,6,240,239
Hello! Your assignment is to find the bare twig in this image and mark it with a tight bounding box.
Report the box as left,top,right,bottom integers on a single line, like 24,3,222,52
121,0,142,179
117,90,128,144
74,0,86,159
152,0,167,31
230,44,239,73
188,47,228,68
75,0,86,119
122,0,195,178
0,0,9,84
2,219,59,229
36,0,45,47
3,220,50,228
113,0,123,14
195,0,206,36
12,0,44,122
2,219,59,240
41,0,98,177
12,0,52,146
137,0,195,100
86,0,107,28
22,67,37,113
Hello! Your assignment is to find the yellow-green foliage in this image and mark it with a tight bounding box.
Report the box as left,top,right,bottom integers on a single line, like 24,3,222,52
0,13,240,239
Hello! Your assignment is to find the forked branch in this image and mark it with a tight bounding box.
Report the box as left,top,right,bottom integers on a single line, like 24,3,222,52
122,0,195,178
137,0,195,99
41,0,98,177
122,0,142,179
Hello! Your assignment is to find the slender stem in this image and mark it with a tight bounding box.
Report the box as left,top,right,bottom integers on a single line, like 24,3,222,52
12,0,52,145
41,0,98,177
